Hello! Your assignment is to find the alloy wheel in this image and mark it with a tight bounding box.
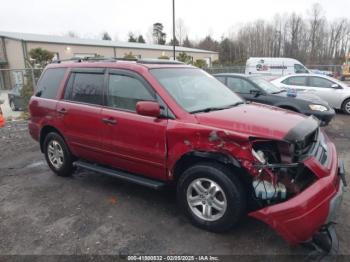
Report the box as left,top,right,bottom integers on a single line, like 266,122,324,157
186,178,227,221
47,140,64,169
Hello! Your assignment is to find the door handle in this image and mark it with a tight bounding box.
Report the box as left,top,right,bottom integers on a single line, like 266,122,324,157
57,108,67,115
102,117,117,125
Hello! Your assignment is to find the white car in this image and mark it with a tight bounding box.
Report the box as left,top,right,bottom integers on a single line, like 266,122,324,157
272,74,350,114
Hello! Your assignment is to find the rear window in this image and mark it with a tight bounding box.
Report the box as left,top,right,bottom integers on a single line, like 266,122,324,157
36,68,66,99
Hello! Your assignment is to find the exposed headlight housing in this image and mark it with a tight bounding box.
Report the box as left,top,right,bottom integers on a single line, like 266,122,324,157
309,104,328,112
252,149,267,164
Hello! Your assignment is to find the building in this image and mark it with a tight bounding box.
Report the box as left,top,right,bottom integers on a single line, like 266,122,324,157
0,31,218,89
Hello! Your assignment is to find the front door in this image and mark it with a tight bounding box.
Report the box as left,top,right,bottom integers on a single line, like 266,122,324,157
307,76,341,108
100,69,168,180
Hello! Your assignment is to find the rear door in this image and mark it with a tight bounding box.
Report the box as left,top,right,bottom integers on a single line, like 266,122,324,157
100,69,168,180
56,68,106,162
280,75,309,91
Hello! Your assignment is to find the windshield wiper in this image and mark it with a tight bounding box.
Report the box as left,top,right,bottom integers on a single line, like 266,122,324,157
190,101,245,114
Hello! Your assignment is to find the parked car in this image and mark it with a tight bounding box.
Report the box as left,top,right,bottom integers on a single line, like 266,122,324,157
0,100,5,128
214,74,335,126
245,57,310,76
8,85,24,111
28,59,346,252
271,74,350,114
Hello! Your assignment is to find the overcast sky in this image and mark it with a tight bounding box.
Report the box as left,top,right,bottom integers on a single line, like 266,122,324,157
0,0,349,42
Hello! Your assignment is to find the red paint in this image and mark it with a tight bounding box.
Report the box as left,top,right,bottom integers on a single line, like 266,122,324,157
28,61,342,245
136,101,161,118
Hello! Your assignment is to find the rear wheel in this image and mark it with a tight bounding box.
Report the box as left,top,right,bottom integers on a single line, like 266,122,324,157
177,162,246,233
43,132,74,177
342,98,350,115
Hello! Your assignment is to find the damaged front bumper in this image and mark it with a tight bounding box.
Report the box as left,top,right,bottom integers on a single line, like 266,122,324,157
249,137,347,247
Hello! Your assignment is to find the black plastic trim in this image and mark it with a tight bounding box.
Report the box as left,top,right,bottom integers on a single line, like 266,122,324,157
74,161,165,190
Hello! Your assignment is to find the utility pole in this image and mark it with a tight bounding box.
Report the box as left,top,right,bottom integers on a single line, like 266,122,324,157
172,0,176,60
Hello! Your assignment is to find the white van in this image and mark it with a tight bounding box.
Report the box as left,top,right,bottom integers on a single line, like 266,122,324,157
245,57,310,76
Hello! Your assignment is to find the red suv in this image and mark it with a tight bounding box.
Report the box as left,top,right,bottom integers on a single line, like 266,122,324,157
28,59,346,252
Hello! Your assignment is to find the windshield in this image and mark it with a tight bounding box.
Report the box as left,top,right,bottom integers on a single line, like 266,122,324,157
151,68,244,113
249,77,284,94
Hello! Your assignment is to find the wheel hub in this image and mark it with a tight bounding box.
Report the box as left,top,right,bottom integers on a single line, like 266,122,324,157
47,140,64,169
186,178,227,222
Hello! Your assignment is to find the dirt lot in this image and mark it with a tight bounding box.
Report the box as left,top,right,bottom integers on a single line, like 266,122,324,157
0,114,349,258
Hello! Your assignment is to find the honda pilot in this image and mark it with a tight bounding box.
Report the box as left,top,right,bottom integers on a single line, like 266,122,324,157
28,59,346,252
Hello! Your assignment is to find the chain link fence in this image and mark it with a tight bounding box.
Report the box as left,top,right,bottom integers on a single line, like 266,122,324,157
0,68,43,118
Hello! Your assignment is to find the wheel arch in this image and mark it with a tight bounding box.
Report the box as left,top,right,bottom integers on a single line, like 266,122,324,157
172,151,251,187
341,97,350,110
39,125,66,153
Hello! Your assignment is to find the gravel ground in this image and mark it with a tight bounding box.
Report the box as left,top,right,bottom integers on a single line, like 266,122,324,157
0,115,349,259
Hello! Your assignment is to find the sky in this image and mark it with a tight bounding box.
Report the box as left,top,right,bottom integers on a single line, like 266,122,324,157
0,0,349,42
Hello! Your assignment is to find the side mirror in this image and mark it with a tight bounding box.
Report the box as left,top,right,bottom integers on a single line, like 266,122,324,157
331,84,342,89
136,101,161,118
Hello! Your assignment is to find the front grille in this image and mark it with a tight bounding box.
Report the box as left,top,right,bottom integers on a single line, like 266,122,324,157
294,128,329,166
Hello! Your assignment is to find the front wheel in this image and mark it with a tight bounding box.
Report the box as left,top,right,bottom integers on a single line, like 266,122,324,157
43,132,74,177
342,98,350,115
177,163,246,233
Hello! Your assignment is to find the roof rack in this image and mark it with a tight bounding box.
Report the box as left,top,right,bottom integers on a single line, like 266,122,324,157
51,57,184,65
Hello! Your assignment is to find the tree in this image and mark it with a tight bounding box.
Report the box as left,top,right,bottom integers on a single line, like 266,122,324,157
66,31,78,38
176,18,188,46
197,35,219,52
102,32,112,40
137,35,146,43
169,37,179,46
123,52,136,59
153,23,166,45
128,32,137,42
193,59,207,68
183,36,193,48
158,55,170,60
176,52,192,64
28,48,54,68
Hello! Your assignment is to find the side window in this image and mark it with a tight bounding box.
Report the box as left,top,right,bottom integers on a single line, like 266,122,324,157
65,73,104,105
215,76,226,84
36,68,66,99
107,74,155,111
309,77,334,88
294,64,308,74
282,76,307,86
227,77,257,94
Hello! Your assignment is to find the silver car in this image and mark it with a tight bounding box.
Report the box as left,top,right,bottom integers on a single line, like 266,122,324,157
272,74,350,114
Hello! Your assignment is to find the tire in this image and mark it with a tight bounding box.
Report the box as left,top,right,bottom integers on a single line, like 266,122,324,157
177,162,246,233
43,132,74,177
10,100,17,111
342,98,350,115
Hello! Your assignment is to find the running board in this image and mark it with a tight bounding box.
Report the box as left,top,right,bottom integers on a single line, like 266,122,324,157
74,161,165,190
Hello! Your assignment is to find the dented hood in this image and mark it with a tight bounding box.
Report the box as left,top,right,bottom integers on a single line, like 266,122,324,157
195,103,319,141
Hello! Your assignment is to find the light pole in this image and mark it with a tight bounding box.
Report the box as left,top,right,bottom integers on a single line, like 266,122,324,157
172,0,176,60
